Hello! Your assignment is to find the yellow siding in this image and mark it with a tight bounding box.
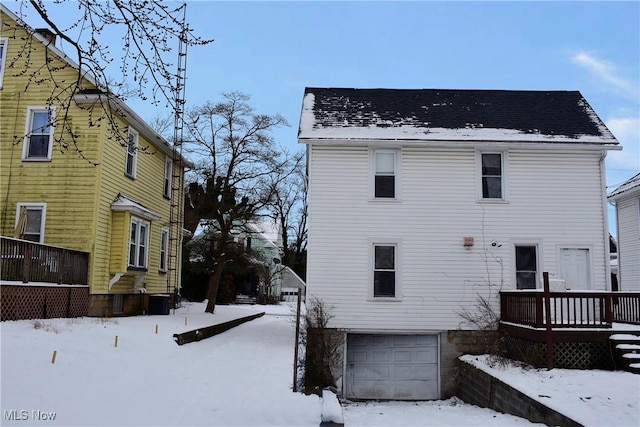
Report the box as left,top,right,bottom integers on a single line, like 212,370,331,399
1,10,185,297
109,211,129,273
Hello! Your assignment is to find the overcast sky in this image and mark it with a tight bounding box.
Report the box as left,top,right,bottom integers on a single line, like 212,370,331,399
12,0,640,233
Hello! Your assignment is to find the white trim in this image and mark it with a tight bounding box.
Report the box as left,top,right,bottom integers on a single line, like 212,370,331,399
0,37,7,89
511,241,542,289
22,106,55,161
369,148,402,201
128,217,149,269
125,127,138,179
368,239,402,300
159,228,169,272
15,202,47,243
476,150,508,203
111,194,161,221
163,158,173,199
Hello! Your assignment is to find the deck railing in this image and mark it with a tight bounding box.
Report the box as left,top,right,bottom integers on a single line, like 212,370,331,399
1,237,89,285
500,290,640,328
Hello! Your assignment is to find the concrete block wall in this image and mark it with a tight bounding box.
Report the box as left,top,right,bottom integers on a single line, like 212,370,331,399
456,358,582,427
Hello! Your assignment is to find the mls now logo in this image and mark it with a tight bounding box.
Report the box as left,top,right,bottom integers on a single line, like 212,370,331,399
4,409,57,421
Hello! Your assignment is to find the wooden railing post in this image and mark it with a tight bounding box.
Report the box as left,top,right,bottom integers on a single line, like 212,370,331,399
57,249,65,284
22,243,31,283
543,272,554,369
604,294,613,325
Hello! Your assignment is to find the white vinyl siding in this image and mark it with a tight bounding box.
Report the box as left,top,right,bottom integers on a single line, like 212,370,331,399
22,107,55,161
306,145,609,331
615,196,640,290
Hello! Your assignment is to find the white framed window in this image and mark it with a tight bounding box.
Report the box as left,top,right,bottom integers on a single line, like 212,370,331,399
159,228,169,272
370,241,400,299
371,149,399,200
0,37,7,88
514,244,539,289
128,217,149,269
477,151,507,201
125,127,138,179
22,107,55,161
15,203,47,243
163,158,172,198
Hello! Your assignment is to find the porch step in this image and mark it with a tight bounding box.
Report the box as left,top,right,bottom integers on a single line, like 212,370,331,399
610,334,640,374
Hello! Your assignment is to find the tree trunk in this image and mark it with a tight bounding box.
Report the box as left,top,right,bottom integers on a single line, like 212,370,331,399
205,256,227,313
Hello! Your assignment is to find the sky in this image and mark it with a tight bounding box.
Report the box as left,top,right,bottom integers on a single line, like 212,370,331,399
1,301,638,426
9,0,640,234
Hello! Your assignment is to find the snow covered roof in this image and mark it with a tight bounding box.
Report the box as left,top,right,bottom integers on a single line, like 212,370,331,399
608,173,640,200
298,88,619,146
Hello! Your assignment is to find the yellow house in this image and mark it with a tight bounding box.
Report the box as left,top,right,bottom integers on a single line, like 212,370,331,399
0,5,188,317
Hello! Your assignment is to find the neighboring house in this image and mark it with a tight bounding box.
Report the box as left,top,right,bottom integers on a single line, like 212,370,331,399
608,173,640,291
298,87,620,400
188,220,284,301
0,5,188,317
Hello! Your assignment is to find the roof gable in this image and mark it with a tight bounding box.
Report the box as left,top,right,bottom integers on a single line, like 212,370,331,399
299,88,618,146
608,173,640,200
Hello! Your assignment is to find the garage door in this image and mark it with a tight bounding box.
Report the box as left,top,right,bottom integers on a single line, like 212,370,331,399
345,334,439,400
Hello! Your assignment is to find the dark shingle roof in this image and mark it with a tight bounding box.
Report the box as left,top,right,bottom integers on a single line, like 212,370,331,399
299,88,618,145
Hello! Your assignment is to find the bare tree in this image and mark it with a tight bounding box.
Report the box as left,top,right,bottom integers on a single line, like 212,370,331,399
183,92,290,313
5,1,212,163
266,154,308,278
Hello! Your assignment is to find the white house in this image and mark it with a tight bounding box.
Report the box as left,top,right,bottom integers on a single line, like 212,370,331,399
608,173,640,290
298,88,620,400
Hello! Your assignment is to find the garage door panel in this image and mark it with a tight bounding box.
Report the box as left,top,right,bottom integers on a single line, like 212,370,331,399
353,365,390,380
346,334,439,400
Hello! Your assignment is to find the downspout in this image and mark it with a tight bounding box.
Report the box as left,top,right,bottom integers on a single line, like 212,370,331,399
600,150,612,290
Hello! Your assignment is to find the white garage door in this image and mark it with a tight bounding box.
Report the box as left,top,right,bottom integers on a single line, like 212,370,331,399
345,334,439,400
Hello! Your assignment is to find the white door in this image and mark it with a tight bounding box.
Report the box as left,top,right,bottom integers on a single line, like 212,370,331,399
345,334,439,400
559,248,591,289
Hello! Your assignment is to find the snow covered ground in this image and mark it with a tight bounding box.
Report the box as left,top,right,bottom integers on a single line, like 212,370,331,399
1,301,638,426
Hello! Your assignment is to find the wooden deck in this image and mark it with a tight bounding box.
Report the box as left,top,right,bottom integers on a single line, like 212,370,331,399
499,276,640,369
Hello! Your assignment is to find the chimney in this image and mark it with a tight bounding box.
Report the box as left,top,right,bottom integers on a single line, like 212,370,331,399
35,28,56,45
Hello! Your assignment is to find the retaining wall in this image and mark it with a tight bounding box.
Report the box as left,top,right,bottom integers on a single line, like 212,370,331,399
456,358,582,427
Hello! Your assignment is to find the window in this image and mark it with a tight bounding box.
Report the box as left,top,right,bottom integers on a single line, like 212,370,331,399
163,158,172,198
125,127,138,178
0,38,7,88
23,107,55,161
15,203,47,243
128,217,149,269
373,244,396,297
159,228,169,272
515,245,537,289
478,152,506,200
373,150,396,199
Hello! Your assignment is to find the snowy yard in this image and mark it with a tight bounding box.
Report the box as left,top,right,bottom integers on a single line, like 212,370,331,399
1,301,638,426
